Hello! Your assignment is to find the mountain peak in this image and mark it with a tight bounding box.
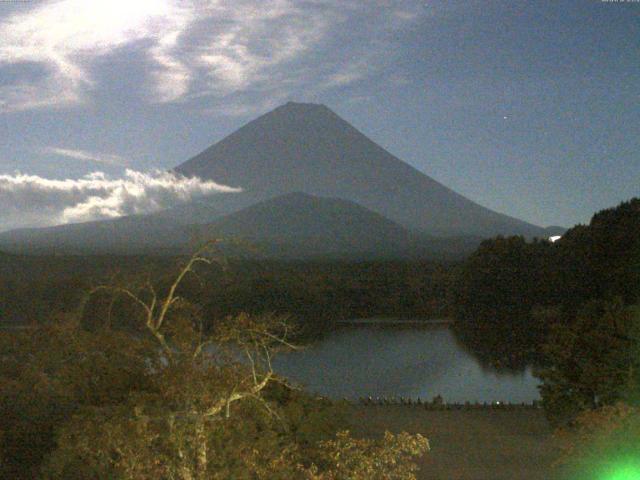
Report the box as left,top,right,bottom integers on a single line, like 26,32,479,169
280,101,328,110
267,101,336,120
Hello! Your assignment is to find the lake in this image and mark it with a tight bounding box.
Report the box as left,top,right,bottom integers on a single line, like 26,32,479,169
273,325,541,403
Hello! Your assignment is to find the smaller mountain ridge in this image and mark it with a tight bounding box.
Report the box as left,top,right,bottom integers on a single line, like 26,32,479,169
196,192,417,259
0,192,480,259
0,214,189,255
0,197,230,255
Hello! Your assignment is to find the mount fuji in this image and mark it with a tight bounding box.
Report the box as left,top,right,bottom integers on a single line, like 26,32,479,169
0,102,553,257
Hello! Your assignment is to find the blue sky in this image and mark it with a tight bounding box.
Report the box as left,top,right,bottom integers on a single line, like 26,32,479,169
0,0,638,231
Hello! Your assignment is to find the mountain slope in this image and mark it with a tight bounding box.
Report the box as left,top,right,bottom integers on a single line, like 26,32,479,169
0,198,230,255
196,192,480,259
176,102,546,238
0,214,190,255
201,192,415,258
0,192,479,259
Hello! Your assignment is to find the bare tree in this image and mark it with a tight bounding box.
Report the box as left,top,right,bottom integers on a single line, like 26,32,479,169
83,242,300,480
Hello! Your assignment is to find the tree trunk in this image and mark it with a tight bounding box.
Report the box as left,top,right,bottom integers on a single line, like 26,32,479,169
195,418,208,480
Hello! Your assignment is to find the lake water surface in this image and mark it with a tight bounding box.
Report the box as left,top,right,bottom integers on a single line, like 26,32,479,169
273,325,541,403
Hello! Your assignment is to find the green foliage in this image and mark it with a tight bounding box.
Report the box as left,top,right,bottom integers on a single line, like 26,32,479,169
536,300,640,427
0,256,453,338
202,260,453,330
449,236,555,368
450,236,554,320
448,197,640,423
0,319,154,479
533,200,640,426
44,395,281,479
555,198,640,307
1,248,429,479
302,430,429,480
42,387,351,480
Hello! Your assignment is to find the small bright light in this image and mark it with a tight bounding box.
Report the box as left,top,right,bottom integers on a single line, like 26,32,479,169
549,235,561,243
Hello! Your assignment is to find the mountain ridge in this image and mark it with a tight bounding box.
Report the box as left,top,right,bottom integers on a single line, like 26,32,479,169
0,192,481,259
195,191,481,260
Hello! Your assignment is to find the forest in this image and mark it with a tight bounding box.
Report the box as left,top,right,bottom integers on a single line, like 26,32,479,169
450,199,640,391
0,255,453,338
450,198,640,477
0,247,431,479
1,197,639,478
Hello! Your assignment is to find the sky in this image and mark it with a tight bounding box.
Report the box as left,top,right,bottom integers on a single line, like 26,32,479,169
0,0,638,232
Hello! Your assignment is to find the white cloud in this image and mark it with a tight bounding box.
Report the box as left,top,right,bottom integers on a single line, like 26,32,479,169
0,0,431,112
192,1,333,94
0,0,190,111
0,169,241,231
321,61,368,89
0,75,82,112
45,147,128,166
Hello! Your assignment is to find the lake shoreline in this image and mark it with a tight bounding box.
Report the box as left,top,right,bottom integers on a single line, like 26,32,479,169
336,317,455,326
275,323,541,403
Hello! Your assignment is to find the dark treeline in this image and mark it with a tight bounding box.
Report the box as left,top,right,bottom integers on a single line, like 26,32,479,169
0,254,169,326
0,254,453,340
201,260,452,338
449,198,640,426
449,236,557,370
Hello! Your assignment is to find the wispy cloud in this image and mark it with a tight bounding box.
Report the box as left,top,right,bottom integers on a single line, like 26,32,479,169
320,60,369,89
0,0,191,111
45,147,128,166
0,0,431,112
0,169,240,231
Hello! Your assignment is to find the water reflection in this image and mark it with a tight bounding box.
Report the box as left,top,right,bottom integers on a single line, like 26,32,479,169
273,325,540,403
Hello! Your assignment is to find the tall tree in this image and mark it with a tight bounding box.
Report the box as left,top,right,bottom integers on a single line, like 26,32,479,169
449,236,555,368
536,300,640,427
